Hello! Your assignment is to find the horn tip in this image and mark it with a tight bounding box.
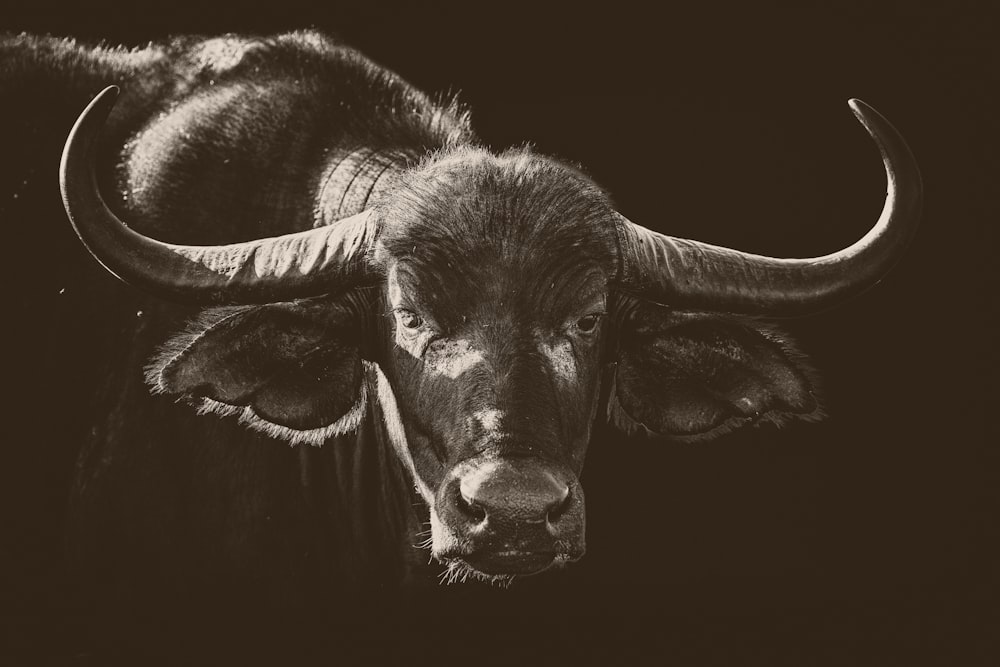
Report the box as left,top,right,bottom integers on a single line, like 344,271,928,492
75,85,121,125
847,98,888,136
94,84,121,102
848,98,869,115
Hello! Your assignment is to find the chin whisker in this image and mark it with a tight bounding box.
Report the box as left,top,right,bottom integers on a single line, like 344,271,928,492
412,535,434,550
436,559,515,588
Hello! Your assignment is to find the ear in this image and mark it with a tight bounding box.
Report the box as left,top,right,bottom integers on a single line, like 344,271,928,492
146,294,372,446
610,305,822,440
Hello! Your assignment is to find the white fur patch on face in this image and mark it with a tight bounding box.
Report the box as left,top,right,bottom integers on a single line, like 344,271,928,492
426,339,484,379
430,506,447,552
472,408,505,435
387,266,406,306
190,36,258,73
536,333,578,385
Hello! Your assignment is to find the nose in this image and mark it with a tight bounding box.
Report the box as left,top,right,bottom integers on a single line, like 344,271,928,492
456,459,572,528
435,456,585,575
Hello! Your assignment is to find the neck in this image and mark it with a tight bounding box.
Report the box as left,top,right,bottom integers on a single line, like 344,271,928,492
297,372,431,584
315,147,414,225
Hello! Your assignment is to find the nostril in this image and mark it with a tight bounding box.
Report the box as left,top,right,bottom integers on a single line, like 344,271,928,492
457,488,487,522
546,487,572,525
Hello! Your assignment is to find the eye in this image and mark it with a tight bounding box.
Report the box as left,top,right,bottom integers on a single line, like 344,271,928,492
396,309,423,330
575,313,603,334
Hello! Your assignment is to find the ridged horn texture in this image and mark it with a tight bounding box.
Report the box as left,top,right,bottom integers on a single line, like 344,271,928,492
60,86,380,305
615,99,923,315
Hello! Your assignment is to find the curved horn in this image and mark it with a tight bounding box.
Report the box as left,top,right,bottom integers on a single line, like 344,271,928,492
60,86,379,305
616,99,923,315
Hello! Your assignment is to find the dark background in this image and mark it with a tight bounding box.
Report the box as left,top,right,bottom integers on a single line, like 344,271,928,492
2,1,995,664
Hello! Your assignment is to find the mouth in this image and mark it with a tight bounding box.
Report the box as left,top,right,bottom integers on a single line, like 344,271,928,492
437,548,583,585
464,549,560,575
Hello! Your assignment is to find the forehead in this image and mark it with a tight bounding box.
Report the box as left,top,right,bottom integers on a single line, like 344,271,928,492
374,148,619,299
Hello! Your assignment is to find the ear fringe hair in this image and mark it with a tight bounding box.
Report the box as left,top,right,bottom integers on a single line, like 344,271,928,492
190,379,368,447
607,374,825,444
747,315,827,425
606,314,827,444
144,304,263,393
144,305,368,446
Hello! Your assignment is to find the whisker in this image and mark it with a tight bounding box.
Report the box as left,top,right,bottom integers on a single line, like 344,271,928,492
411,535,434,550
434,559,517,588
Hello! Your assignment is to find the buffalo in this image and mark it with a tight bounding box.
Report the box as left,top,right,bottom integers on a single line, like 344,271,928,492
4,30,921,600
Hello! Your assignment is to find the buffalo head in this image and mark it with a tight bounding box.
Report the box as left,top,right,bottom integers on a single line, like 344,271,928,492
60,87,921,580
